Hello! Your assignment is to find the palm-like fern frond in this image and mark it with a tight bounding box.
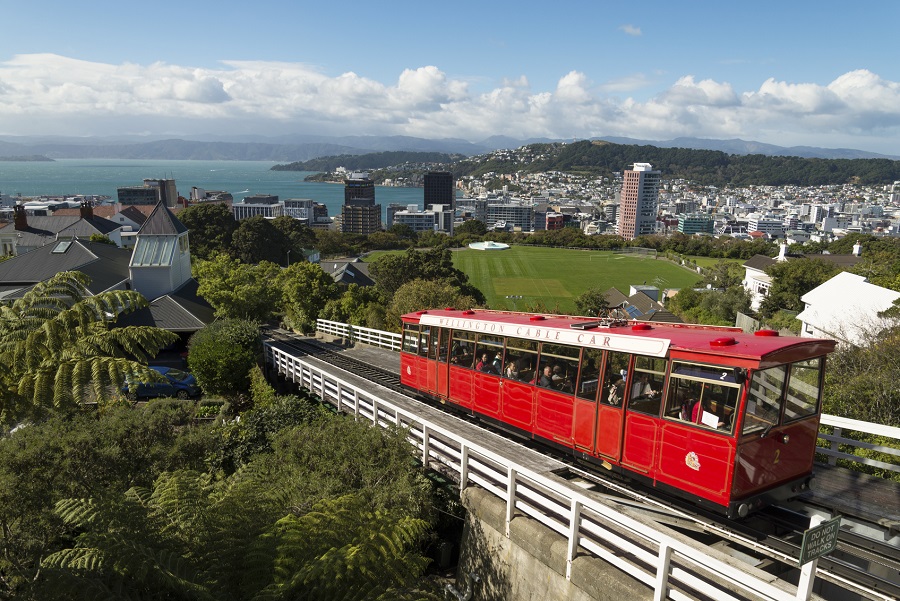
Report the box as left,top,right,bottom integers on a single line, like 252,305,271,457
0,271,178,424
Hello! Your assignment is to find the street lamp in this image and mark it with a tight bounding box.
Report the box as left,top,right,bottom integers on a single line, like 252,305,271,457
506,295,522,311
286,249,291,267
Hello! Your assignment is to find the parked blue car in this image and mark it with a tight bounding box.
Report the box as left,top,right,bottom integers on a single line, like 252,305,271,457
123,366,201,400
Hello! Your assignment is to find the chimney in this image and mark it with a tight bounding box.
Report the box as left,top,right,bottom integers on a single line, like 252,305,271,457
852,242,862,257
80,200,94,220
776,242,788,262
13,204,27,231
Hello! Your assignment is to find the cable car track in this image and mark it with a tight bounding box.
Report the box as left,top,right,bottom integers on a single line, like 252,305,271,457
265,331,900,600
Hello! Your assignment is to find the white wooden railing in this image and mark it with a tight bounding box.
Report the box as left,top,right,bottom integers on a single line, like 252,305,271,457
267,340,828,601
316,319,402,351
818,415,900,475
316,320,900,477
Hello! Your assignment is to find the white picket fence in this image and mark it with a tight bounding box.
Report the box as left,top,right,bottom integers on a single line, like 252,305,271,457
267,339,853,601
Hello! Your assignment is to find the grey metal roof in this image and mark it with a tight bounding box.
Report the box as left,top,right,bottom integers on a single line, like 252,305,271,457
138,203,188,236
116,280,214,332
0,240,133,298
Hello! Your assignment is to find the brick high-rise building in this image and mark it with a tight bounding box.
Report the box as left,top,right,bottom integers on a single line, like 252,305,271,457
616,163,660,241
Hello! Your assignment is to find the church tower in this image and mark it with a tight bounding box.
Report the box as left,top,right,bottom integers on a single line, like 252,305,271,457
129,202,192,300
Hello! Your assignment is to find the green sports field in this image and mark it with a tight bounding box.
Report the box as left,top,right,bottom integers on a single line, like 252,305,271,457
451,246,701,312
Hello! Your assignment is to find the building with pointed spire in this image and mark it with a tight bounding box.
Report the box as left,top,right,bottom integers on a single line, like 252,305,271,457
129,202,192,301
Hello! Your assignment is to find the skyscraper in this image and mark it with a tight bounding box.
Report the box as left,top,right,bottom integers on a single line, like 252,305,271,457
616,163,660,241
341,172,382,235
424,171,455,211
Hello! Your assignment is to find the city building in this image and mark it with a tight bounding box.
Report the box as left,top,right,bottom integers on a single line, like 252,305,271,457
616,163,660,241
117,179,178,208
747,213,784,238
424,171,455,211
486,202,533,231
341,173,381,235
232,194,285,220
391,204,454,233
677,213,715,235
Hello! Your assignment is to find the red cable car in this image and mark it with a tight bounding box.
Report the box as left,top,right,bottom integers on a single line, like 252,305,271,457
400,309,836,518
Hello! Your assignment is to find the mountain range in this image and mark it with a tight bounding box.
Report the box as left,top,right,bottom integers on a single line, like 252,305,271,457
0,134,896,163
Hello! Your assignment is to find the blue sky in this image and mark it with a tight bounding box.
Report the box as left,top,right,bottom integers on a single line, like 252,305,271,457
1,0,898,154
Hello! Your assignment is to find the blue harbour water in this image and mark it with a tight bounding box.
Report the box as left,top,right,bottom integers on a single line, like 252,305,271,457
0,159,427,220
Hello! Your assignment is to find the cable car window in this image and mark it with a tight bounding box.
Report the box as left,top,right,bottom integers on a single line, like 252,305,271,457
427,327,442,361
743,365,787,436
628,356,666,416
784,358,823,422
576,349,603,401
402,323,419,354
474,335,503,375
665,361,740,434
450,330,475,369
600,351,629,406
418,325,431,358
505,338,538,383
436,328,450,363
538,343,580,394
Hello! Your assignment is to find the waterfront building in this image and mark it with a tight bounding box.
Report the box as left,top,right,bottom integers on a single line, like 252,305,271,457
341,173,381,235
232,194,284,221
283,198,315,222
391,204,454,233
424,171,455,211
486,202,533,231
616,163,660,241
117,179,178,208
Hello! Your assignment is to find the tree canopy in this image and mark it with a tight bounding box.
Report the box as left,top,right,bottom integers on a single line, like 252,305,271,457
194,254,282,321
177,202,237,260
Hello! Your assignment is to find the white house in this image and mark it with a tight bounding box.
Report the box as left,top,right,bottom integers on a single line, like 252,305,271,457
796,272,900,346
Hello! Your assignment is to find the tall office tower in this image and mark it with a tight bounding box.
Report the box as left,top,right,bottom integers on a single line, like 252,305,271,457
616,163,660,240
341,172,382,235
117,179,178,207
424,171,455,211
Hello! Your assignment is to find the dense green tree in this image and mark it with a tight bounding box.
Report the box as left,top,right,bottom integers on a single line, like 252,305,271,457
387,223,418,243
758,259,842,318
194,254,282,321
231,215,291,265
386,279,477,329
0,271,177,426
178,202,237,260
0,405,213,598
314,229,354,258
187,319,261,400
573,287,610,317
667,286,751,326
320,284,388,329
271,215,317,259
454,219,487,236
369,247,485,304
698,260,745,289
277,262,340,332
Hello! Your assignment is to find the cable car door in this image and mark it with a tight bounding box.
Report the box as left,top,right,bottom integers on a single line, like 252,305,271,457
594,352,630,462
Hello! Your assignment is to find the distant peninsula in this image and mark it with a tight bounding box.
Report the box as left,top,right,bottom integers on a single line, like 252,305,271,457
0,155,54,162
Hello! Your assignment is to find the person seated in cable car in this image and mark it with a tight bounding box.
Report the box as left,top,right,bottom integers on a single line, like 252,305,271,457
505,361,518,380
631,373,659,400
538,365,554,388
691,397,725,429
476,352,500,375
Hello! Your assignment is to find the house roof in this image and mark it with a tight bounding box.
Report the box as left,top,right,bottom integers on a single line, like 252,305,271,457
796,272,900,344
0,215,81,248
117,279,214,332
138,203,188,236
320,259,375,286
602,287,682,324
0,238,131,294
743,254,777,271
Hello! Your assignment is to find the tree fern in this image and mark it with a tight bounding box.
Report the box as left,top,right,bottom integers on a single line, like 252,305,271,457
0,271,178,425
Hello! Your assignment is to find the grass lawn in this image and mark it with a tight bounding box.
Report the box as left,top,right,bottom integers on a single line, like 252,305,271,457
683,255,744,269
452,247,701,312
364,247,701,313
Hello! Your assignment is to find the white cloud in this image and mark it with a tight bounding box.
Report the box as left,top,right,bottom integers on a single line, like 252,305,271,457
0,54,897,154
619,24,642,36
